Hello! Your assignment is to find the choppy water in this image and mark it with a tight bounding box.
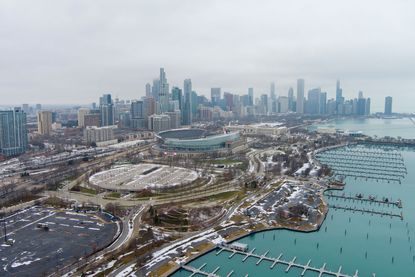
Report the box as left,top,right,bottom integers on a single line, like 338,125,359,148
172,121,415,277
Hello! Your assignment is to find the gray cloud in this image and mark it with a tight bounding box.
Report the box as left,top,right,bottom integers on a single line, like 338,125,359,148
0,0,414,112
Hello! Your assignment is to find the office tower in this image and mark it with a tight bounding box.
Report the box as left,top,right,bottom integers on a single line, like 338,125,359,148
307,88,321,115
37,110,52,135
171,87,183,111
385,96,393,115
131,101,144,119
191,91,198,117
199,106,213,121
248,88,254,106
357,98,367,116
358,91,364,99
270,82,276,100
143,96,156,118
327,99,337,115
0,108,28,157
35,104,42,111
77,108,90,128
182,79,192,125
319,92,327,114
296,79,305,114
22,104,30,114
130,100,144,129
84,112,101,127
152,79,160,101
278,96,289,113
99,94,114,126
223,92,234,111
365,98,371,115
158,68,169,113
148,114,171,133
288,87,294,112
145,83,152,97
336,80,344,113
336,80,342,103
260,94,268,115
211,88,221,106
166,111,181,129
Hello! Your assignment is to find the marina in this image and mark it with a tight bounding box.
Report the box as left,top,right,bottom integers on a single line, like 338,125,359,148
172,142,415,277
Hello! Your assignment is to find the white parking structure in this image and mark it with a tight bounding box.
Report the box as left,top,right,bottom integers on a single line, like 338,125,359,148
89,163,198,192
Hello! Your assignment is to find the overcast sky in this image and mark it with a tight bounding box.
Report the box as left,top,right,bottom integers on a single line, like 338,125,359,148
1,0,414,112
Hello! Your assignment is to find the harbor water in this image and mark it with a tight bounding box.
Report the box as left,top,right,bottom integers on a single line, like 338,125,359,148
172,119,415,277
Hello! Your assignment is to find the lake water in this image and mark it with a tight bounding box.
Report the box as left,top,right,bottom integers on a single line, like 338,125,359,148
172,119,415,277
312,117,415,139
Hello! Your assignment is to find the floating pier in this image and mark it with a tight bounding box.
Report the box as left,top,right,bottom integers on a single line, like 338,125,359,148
316,146,407,183
327,193,403,208
329,204,403,219
206,246,359,277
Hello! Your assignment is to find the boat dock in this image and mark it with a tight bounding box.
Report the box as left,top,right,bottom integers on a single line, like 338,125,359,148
202,246,359,277
327,193,403,208
330,204,403,219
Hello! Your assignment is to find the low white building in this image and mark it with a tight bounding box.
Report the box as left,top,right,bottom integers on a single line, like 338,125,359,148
226,123,288,136
84,125,117,145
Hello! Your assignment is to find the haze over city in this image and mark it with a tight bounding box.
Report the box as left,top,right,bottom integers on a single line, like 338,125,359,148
1,0,414,112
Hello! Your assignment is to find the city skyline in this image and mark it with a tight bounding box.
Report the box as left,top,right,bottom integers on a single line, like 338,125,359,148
1,0,414,112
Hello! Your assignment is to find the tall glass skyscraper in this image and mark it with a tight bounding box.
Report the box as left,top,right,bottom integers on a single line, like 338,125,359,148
296,79,305,114
99,94,114,126
0,108,28,157
182,79,192,125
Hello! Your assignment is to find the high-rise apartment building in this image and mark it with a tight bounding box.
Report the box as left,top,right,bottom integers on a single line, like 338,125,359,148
385,96,393,115
296,79,305,114
77,108,90,128
182,79,192,125
99,94,114,126
0,108,28,157
248,88,254,106
37,110,52,135
145,83,152,97
211,88,221,106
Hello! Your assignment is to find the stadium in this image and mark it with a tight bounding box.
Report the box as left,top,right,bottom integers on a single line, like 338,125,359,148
154,128,245,156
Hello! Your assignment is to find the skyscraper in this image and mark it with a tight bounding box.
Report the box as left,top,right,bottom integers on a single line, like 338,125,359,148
296,79,305,114
99,94,114,126
319,92,327,114
145,83,151,97
248,88,254,106
182,79,192,125
288,87,294,112
211,88,221,106
336,80,344,113
37,110,52,135
171,87,183,111
158,68,169,113
270,82,276,100
307,88,321,115
77,108,90,128
260,94,268,115
131,100,145,129
0,108,28,157
385,96,393,115
365,98,371,116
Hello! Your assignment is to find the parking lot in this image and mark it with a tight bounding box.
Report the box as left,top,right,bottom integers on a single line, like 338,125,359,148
0,206,119,277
